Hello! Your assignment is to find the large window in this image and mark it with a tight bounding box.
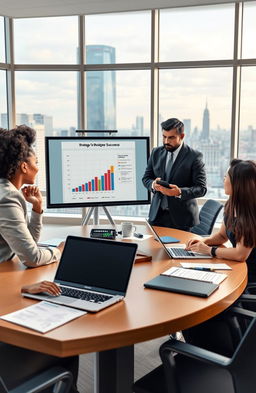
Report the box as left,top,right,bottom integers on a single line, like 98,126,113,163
159,68,232,198
85,12,151,64
15,71,77,191
85,70,150,135
14,17,78,64
1,2,255,219
242,1,256,59
0,17,5,63
239,66,256,160
0,71,7,128
159,4,235,61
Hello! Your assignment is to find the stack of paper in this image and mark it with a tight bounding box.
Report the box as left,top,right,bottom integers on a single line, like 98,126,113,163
180,263,231,270
161,267,227,285
0,301,86,333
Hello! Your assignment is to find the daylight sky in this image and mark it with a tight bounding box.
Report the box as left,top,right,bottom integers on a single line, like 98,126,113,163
1,2,256,131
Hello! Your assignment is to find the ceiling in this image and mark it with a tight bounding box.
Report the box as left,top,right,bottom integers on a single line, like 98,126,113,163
0,0,250,18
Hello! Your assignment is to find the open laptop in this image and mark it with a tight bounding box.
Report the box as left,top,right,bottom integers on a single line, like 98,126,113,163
23,235,138,312
146,220,212,259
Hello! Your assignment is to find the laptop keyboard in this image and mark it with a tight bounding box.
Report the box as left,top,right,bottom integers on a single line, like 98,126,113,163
168,248,195,257
60,286,112,303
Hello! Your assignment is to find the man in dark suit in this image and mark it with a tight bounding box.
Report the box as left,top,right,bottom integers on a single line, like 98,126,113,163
142,118,207,231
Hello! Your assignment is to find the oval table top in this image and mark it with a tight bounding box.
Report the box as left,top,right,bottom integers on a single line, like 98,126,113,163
0,224,247,357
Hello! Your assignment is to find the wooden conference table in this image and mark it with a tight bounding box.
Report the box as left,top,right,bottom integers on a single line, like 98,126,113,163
0,225,248,393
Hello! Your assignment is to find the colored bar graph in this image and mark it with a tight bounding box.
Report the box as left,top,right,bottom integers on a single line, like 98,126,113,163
71,166,115,193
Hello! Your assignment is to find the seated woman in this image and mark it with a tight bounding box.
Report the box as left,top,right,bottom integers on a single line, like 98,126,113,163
186,159,256,282
183,159,256,356
0,125,64,266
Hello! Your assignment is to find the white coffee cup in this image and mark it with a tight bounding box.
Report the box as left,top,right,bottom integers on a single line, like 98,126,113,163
121,222,136,238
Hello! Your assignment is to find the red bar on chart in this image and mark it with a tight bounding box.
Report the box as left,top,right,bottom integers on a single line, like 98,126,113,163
107,170,111,190
88,181,92,192
104,173,108,190
95,177,98,191
75,187,78,192
82,184,85,191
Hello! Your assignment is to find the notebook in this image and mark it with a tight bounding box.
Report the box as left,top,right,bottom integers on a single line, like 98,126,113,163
23,235,138,312
146,220,212,259
144,275,218,298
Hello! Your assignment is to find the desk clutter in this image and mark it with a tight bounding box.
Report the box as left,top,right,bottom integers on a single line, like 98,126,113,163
144,266,228,298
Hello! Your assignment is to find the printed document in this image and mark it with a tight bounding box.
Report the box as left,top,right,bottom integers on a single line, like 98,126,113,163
1,301,86,333
180,263,232,270
161,267,227,285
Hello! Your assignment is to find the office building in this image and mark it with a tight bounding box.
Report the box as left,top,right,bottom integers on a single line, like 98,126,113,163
201,102,210,141
183,118,191,139
86,45,116,136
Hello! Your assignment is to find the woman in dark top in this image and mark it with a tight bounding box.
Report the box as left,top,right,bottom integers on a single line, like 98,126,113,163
186,159,256,281
183,159,256,356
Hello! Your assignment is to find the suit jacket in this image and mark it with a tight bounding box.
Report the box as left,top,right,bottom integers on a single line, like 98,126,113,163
142,144,207,228
0,178,61,266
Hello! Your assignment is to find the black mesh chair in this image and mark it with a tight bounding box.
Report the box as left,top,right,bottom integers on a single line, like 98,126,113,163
191,199,223,236
133,306,256,393
0,366,72,393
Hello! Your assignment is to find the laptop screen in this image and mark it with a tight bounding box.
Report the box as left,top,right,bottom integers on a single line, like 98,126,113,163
55,236,137,294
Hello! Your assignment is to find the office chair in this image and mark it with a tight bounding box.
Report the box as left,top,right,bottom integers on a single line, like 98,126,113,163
0,366,72,393
191,199,223,236
133,306,256,393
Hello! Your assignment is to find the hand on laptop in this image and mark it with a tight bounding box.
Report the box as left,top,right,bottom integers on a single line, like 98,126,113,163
21,281,61,296
56,241,65,253
186,240,211,255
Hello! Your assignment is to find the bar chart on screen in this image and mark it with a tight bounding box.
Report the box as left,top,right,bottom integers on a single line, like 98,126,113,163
71,165,115,193
61,140,137,203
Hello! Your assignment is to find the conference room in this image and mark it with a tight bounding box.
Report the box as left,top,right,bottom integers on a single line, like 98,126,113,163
0,0,256,392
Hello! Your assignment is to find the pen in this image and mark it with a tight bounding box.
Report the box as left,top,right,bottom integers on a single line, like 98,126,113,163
184,267,214,272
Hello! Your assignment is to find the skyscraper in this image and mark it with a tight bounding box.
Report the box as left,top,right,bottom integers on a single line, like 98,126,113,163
86,45,116,136
201,101,210,141
183,119,191,139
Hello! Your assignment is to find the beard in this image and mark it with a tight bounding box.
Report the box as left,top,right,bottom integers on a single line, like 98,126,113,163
164,144,178,152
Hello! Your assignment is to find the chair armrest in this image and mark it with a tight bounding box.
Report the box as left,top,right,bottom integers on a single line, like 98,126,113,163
9,367,72,393
245,282,256,290
236,294,256,304
227,306,256,317
160,339,231,368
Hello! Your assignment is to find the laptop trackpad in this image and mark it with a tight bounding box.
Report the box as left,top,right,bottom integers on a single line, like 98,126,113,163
41,293,77,304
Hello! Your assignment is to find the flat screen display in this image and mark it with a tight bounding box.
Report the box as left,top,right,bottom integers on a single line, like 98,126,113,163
45,136,150,208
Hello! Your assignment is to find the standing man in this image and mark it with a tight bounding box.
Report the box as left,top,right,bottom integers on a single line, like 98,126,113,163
142,118,207,231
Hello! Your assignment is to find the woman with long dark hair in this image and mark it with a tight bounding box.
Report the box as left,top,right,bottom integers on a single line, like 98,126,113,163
186,159,256,281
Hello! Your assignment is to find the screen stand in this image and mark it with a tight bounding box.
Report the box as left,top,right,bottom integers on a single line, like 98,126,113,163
82,206,115,226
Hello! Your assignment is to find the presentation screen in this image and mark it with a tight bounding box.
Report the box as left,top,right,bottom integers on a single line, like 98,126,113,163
45,136,150,208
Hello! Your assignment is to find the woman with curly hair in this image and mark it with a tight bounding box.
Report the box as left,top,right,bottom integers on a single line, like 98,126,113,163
0,126,80,392
0,125,64,266
186,159,256,281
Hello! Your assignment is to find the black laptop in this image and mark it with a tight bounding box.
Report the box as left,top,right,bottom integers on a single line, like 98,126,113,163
23,236,138,312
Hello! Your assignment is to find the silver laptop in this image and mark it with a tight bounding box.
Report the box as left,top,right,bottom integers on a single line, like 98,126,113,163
146,220,212,259
23,235,138,312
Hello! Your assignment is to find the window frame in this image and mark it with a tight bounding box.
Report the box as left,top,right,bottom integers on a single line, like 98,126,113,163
0,3,255,221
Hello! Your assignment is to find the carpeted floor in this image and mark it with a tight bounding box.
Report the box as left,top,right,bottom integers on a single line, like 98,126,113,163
77,335,168,392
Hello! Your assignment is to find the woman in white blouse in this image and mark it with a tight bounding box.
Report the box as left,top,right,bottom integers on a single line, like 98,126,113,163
0,125,64,266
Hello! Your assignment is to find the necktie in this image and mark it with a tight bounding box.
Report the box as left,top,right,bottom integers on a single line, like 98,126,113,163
165,152,174,180
161,152,174,210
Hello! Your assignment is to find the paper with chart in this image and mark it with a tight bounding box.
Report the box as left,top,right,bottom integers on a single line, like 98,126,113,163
1,301,86,333
61,140,137,204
